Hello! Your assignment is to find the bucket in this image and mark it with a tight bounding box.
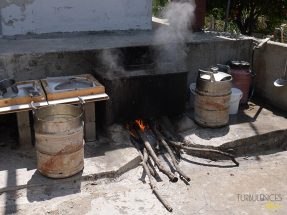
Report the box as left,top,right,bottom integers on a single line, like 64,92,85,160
33,104,84,178
229,88,243,115
189,83,196,108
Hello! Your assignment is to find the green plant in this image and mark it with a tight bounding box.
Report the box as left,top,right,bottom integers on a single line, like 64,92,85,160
207,0,287,35
153,0,169,17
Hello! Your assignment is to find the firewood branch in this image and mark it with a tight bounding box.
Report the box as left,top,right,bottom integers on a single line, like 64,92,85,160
151,125,191,182
135,127,178,182
168,140,239,166
132,138,173,212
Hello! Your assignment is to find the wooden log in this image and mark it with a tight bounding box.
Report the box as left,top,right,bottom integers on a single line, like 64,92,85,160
130,136,156,177
147,158,163,180
132,138,173,212
84,102,96,142
168,140,239,166
142,149,173,212
159,117,239,166
159,117,183,141
135,127,178,182
151,125,191,182
147,158,156,178
17,111,32,148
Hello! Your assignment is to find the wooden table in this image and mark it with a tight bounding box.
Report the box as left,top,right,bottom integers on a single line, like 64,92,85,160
0,93,109,147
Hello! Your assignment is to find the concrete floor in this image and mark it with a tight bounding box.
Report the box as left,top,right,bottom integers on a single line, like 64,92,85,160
0,150,286,215
0,101,286,214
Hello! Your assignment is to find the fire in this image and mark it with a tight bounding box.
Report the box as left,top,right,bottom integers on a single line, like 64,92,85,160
135,119,146,132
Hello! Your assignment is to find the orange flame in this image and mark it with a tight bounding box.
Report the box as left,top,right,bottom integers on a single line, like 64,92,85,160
135,119,146,132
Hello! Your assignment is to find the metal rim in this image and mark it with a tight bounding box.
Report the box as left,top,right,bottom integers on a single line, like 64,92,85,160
34,104,83,123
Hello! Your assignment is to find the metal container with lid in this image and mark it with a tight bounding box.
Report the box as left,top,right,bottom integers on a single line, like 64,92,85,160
229,60,251,104
194,66,232,127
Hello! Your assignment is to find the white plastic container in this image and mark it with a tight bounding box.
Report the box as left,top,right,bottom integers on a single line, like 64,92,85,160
229,88,243,115
189,83,196,108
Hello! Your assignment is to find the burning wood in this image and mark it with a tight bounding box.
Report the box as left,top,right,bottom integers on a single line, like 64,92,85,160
135,119,146,132
134,123,178,182
126,117,239,212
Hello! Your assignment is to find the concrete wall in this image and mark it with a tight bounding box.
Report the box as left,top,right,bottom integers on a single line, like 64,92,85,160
0,0,152,36
254,41,287,111
0,52,97,81
185,39,253,85
0,38,253,83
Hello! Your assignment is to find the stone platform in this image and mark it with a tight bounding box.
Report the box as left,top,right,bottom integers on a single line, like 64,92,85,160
173,100,287,155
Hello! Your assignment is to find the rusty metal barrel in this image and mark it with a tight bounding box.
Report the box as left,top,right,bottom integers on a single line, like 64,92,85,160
229,61,251,104
33,104,84,178
194,67,232,127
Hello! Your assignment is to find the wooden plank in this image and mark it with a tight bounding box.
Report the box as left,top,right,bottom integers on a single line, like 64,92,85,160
41,74,106,101
46,87,105,100
84,102,96,142
0,80,46,108
16,111,32,148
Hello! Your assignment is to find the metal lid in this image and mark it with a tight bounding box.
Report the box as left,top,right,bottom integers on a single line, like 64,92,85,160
199,67,232,82
229,61,250,69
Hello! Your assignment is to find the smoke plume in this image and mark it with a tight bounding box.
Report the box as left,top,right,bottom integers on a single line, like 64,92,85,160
154,0,195,69
99,49,124,72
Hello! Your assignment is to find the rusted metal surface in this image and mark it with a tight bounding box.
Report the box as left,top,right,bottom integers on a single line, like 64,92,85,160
37,147,84,179
230,61,251,104
194,94,231,127
35,128,84,155
34,104,84,178
194,69,232,128
231,71,251,104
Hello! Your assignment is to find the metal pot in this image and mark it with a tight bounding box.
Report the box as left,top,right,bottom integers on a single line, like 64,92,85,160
194,67,232,127
33,104,85,178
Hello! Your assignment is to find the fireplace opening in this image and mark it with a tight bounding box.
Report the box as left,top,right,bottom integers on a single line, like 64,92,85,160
93,46,188,126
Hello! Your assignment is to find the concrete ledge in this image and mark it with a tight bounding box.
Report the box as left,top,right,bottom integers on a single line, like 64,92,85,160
174,101,287,156
0,31,252,55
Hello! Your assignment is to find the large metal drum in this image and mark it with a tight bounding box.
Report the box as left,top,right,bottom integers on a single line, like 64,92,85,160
34,104,84,178
229,61,251,104
194,67,232,127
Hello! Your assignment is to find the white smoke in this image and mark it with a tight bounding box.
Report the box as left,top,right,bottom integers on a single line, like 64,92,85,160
99,49,124,72
154,0,195,69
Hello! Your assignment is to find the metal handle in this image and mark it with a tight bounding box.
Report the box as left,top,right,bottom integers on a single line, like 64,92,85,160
216,64,231,74
78,96,85,112
30,101,39,118
255,38,270,49
199,69,216,82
